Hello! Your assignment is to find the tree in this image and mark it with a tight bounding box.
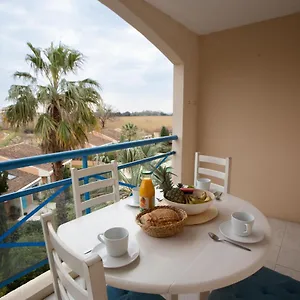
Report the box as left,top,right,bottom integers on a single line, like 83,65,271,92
121,123,138,141
8,222,46,277
0,171,8,194
0,172,9,282
96,103,116,128
0,172,8,240
5,42,102,225
160,126,170,137
158,126,171,153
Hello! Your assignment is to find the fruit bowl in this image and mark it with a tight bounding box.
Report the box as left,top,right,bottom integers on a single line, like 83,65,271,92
163,189,215,215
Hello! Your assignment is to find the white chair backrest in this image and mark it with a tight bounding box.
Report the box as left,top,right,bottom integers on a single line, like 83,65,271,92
71,161,120,218
41,212,107,300
194,153,231,193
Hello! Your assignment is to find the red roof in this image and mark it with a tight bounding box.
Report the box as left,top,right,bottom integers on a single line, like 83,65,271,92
0,143,52,171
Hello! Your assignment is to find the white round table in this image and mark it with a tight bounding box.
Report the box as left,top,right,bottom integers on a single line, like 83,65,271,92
57,193,271,299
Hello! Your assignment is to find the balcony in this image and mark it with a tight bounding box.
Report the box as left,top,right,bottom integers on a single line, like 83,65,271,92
1,0,300,299
0,136,299,300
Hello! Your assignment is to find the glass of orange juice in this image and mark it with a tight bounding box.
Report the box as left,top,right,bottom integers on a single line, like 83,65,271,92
139,171,155,212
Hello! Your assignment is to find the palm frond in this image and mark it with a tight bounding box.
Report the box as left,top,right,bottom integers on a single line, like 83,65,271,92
35,114,56,140
80,78,101,89
56,121,73,148
55,120,88,150
13,71,37,84
44,43,84,76
138,144,158,158
75,101,97,125
62,79,102,106
118,165,143,187
5,85,37,127
25,43,48,75
118,148,140,164
118,170,129,184
36,85,58,105
70,123,88,147
66,50,84,73
121,123,138,141
130,165,143,186
27,42,41,58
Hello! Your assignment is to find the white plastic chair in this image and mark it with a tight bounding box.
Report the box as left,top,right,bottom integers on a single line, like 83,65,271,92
71,162,120,218
41,212,107,300
194,152,231,193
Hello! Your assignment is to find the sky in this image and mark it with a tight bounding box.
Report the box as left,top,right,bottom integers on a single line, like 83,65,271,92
0,0,173,113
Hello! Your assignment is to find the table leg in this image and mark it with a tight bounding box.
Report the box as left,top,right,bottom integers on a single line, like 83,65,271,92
199,291,210,300
166,295,178,300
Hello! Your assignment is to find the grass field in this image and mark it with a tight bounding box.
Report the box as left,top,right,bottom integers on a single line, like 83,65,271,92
106,116,172,134
0,116,173,148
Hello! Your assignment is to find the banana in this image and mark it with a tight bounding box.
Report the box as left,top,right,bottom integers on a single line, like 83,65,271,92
204,196,212,202
185,194,212,204
199,192,207,200
189,196,195,204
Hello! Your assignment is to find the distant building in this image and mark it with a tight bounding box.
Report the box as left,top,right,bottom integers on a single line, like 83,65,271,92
2,169,40,219
86,131,115,147
0,143,71,182
0,143,72,219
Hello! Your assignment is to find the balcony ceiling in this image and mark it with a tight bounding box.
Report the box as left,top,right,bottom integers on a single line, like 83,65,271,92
145,0,300,34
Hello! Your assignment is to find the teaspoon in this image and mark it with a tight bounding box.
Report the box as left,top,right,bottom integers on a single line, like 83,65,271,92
208,232,251,251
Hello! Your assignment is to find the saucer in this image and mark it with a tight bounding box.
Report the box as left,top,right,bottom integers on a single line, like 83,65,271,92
92,239,139,268
219,221,264,244
126,197,140,208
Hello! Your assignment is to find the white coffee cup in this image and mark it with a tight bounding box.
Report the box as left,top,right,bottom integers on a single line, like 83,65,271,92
196,178,211,190
231,212,255,237
132,187,140,205
97,227,129,257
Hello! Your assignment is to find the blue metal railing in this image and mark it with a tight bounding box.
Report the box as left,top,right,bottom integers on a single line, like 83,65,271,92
0,136,176,172
0,135,178,289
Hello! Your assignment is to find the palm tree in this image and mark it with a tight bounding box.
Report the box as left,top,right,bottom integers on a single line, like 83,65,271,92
121,123,138,141
5,42,102,225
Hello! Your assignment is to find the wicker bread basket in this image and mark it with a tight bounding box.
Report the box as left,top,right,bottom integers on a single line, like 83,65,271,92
136,206,187,238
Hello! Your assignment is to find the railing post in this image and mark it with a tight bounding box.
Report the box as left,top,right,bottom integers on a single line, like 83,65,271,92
82,156,91,214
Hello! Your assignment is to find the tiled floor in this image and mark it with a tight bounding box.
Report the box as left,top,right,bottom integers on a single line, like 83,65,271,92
178,217,300,300
265,217,300,281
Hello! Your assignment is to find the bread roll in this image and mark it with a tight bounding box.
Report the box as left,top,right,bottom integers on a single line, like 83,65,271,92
140,208,180,227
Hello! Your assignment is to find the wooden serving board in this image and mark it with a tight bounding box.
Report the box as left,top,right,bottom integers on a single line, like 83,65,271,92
157,200,218,226
185,207,218,226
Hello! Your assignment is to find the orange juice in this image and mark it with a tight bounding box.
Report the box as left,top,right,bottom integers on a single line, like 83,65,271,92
139,171,155,211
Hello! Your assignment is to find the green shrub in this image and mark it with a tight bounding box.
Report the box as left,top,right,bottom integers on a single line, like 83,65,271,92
0,263,49,296
160,126,170,137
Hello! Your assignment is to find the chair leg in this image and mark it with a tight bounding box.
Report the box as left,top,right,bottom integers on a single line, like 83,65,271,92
199,291,210,300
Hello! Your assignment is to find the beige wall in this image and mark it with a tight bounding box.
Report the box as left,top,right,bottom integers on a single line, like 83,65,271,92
198,13,300,222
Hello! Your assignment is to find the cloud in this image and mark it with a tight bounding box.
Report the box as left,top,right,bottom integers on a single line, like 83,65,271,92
0,2,27,16
0,0,173,113
44,0,74,13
